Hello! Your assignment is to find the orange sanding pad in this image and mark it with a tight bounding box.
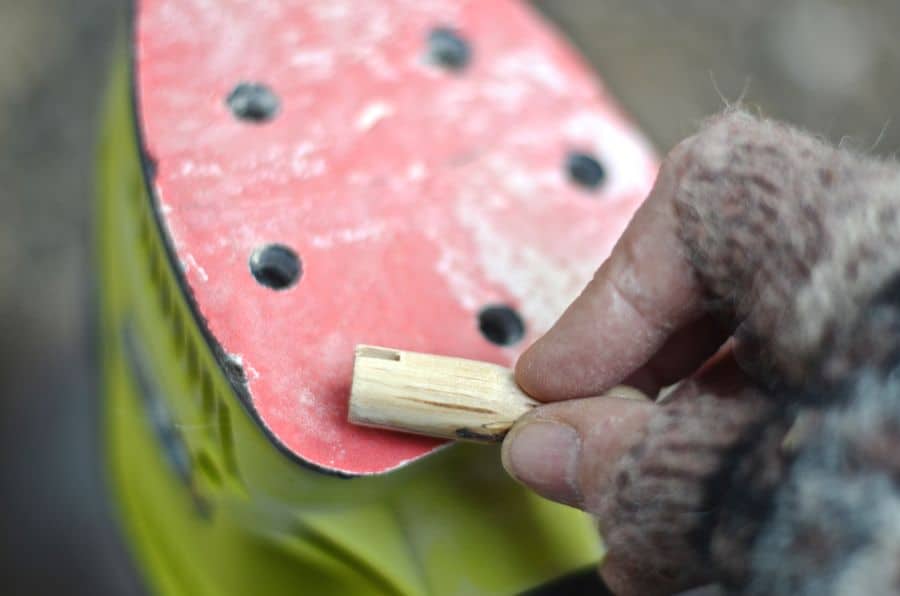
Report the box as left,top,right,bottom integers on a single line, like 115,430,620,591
135,0,657,475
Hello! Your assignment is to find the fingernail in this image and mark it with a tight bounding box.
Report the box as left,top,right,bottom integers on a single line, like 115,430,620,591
502,420,581,506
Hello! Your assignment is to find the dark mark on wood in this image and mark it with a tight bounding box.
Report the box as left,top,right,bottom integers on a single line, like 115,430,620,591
455,428,506,442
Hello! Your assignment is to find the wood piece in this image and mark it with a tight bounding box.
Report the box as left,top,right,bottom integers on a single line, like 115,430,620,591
349,344,648,442
349,345,537,442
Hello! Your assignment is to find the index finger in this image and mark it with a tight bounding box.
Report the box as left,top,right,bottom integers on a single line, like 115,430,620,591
516,137,716,401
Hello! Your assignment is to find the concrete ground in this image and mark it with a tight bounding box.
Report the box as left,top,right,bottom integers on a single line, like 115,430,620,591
1,1,898,593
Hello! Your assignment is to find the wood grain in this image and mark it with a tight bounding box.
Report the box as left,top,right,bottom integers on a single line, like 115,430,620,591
349,345,539,442
349,344,649,442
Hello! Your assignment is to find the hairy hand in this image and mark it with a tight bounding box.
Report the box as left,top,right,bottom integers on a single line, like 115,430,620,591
502,111,900,595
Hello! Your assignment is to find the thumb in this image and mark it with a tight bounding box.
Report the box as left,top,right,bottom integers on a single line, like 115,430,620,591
501,390,653,508
502,356,781,596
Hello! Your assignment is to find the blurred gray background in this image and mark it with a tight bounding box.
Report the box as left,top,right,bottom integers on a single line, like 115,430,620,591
1,0,898,593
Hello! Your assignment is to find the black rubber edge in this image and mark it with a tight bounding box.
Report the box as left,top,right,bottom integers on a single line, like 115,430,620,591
127,0,357,478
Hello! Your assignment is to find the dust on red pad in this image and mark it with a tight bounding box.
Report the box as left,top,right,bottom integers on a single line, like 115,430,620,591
136,0,657,475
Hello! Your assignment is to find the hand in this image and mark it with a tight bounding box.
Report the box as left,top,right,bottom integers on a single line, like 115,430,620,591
501,111,900,595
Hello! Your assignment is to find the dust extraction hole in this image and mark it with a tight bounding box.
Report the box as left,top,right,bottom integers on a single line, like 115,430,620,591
249,244,301,290
478,305,525,346
227,82,280,123
566,151,606,190
426,27,471,71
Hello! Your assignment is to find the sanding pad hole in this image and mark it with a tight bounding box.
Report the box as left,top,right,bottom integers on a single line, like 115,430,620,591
426,27,471,71
227,82,280,123
566,151,606,190
249,244,301,290
478,305,525,346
